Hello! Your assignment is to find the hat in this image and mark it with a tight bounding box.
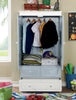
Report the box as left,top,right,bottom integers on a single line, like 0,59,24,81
41,20,58,49
43,51,56,58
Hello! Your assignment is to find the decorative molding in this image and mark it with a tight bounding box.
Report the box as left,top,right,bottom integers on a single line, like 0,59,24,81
19,11,62,16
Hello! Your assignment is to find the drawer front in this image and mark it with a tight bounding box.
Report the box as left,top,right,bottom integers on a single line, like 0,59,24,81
41,66,60,78
20,66,41,78
19,79,62,92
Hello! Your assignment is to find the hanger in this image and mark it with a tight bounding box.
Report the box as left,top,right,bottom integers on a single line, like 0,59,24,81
49,18,52,21
26,18,30,22
37,19,41,23
43,19,45,22
31,19,36,24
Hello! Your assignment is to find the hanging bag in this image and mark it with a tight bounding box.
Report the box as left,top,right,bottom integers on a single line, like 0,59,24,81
41,20,58,49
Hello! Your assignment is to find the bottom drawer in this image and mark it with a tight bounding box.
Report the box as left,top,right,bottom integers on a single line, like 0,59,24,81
19,79,62,92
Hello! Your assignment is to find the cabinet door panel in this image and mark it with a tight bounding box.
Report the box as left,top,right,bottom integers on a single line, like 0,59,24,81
41,66,61,78
20,65,61,78
20,66,41,78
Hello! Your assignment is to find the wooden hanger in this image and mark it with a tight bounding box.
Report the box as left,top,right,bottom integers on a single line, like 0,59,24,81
37,19,41,23
31,19,36,24
26,18,30,22
49,18,52,21
43,19,45,22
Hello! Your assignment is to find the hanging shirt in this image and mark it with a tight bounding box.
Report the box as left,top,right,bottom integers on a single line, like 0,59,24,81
41,20,58,49
39,21,46,46
25,22,35,54
31,22,41,47
23,21,30,53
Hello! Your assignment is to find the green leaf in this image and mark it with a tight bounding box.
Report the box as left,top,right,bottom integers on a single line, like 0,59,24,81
1,15,8,25
0,0,8,10
0,0,8,24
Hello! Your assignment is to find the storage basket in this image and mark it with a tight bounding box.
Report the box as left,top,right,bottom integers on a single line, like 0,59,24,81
24,4,39,10
0,82,12,100
0,88,12,100
65,74,76,88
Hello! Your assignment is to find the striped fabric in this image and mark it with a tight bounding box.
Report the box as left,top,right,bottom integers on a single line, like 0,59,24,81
12,93,76,100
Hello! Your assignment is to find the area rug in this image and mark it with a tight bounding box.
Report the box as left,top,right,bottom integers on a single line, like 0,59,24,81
12,93,76,100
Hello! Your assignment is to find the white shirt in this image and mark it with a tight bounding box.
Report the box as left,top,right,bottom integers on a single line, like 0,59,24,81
31,22,41,47
23,21,30,53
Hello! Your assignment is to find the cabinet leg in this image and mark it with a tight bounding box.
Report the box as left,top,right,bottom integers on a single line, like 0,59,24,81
21,77,23,79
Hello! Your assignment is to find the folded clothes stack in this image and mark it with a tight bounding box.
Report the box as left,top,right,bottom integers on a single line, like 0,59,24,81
22,54,42,65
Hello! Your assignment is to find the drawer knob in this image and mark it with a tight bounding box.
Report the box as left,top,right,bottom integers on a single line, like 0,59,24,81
50,85,52,87
28,85,31,87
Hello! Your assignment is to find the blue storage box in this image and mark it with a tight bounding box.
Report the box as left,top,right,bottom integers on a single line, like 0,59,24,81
65,74,76,88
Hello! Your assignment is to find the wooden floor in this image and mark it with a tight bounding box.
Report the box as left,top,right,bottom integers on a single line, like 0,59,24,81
13,87,19,93
12,87,76,93
62,87,76,93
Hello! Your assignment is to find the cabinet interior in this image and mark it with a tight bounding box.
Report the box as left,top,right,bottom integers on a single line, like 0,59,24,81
17,16,63,79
